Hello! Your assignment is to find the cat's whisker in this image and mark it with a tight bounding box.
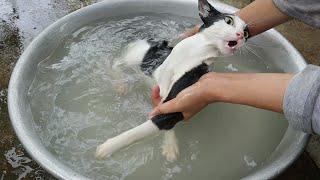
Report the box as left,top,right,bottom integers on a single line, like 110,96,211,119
246,42,281,49
212,57,237,62
245,45,263,60
210,58,236,70
239,46,249,57
243,45,269,68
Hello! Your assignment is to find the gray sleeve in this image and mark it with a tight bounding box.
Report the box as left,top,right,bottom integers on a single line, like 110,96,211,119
273,0,320,28
283,65,320,134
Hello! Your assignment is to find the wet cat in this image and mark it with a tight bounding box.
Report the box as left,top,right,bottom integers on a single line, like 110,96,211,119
96,0,249,161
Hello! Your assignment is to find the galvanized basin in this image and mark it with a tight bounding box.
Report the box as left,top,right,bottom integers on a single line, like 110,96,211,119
8,0,308,179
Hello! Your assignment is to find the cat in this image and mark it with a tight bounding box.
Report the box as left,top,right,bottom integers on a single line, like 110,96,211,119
95,0,250,161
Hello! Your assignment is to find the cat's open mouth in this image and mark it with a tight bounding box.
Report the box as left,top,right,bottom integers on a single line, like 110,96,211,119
227,41,237,47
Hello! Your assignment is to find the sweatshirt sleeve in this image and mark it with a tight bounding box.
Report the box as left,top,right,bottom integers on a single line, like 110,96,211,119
283,65,320,134
273,0,320,28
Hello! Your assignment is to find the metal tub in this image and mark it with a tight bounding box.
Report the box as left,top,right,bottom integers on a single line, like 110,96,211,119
8,0,308,179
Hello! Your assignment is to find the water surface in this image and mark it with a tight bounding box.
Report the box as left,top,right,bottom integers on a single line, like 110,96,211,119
28,13,288,180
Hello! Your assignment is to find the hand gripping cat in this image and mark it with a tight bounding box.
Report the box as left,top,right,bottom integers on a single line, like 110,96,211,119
96,0,249,161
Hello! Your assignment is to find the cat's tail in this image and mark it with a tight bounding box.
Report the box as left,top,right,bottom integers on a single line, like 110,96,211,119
123,39,151,66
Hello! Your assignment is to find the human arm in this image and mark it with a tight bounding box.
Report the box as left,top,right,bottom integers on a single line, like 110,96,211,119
181,0,291,38
150,72,293,119
236,0,291,36
151,65,320,134
150,0,320,134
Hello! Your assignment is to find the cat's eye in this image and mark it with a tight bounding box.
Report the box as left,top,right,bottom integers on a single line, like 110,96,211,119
244,30,249,39
224,16,234,26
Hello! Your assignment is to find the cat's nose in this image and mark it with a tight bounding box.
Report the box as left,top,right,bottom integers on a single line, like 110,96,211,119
236,32,244,39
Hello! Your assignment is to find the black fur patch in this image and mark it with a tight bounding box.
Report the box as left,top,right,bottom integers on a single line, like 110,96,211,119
202,14,224,28
140,40,172,76
198,0,235,29
199,0,224,28
151,63,209,130
244,25,251,40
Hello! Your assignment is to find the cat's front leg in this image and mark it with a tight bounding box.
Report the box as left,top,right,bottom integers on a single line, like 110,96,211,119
154,66,173,99
162,130,179,162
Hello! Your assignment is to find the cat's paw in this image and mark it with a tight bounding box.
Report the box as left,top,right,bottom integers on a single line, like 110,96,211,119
162,130,179,162
162,142,179,162
95,141,112,159
95,144,107,159
114,83,128,95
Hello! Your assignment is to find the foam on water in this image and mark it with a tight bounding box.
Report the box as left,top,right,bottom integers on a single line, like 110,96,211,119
28,13,287,179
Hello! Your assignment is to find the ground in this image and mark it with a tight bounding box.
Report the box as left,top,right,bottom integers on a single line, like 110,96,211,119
0,0,319,179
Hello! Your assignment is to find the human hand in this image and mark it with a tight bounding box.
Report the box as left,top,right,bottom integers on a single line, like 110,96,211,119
169,24,202,47
179,24,202,39
151,85,161,107
149,73,215,120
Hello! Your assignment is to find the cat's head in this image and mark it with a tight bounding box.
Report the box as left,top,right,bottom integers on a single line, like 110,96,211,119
198,0,249,55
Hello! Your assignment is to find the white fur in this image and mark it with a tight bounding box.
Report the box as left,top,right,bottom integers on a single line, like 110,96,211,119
95,120,159,159
96,15,247,161
155,17,246,99
155,16,246,161
123,39,150,66
201,16,246,54
162,130,179,162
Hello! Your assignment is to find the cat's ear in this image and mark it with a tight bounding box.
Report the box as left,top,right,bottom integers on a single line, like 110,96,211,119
198,0,221,26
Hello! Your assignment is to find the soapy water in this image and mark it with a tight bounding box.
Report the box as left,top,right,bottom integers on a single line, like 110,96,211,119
28,13,287,179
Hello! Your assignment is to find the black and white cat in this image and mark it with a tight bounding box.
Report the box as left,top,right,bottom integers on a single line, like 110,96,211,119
96,0,249,161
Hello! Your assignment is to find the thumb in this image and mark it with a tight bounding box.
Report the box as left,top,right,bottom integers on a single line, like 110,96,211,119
149,99,177,117
151,85,161,107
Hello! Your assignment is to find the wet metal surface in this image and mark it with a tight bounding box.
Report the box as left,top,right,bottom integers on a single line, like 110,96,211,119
0,0,319,179
0,0,97,179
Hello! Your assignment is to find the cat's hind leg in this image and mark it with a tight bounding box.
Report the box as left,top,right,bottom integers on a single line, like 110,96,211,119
110,40,151,94
108,62,129,95
162,130,179,162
